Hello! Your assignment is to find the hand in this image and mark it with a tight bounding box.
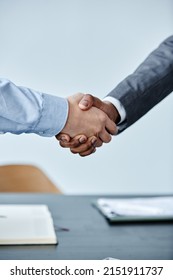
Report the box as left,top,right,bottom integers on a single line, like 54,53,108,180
56,94,119,156
57,93,116,146
78,94,120,123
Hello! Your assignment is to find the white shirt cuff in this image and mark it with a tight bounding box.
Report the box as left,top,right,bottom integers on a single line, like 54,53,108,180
103,96,126,124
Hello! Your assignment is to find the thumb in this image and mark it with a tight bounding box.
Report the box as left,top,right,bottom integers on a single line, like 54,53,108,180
79,94,104,111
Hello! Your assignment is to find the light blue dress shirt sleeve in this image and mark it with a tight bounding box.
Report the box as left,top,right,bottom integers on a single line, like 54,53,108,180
0,78,68,136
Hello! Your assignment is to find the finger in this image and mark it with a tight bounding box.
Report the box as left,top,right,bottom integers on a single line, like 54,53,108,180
59,140,72,148
56,133,71,142
79,94,104,111
70,136,97,154
99,129,112,143
105,118,118,135
94,138,103,148
59,135,88,149
79,147,96,157
57,134,87,145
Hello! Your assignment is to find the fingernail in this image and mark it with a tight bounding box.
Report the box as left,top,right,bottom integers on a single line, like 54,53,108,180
80,100,89,108
60,136,67,142
91,138,97,145
79,137,86,144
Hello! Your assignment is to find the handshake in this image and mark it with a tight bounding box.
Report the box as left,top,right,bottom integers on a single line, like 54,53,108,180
56,93,120,157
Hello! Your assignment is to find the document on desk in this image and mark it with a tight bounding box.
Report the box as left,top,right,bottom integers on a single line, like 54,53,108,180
95,196,173,222
0,205,57,245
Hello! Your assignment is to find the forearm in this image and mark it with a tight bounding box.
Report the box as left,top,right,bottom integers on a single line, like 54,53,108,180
0,78,68,136
107,36,173,131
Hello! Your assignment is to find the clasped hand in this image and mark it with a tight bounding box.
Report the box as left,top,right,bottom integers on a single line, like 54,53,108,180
56,93,119,156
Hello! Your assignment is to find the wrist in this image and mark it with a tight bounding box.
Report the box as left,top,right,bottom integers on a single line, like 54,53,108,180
61,98,75,135
103,101,120,124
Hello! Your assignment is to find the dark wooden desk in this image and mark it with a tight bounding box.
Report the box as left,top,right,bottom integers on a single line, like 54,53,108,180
0,194,173,260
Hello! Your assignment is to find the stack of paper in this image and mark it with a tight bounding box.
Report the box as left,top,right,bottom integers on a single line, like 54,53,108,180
0,205,57,245
95,196,173,222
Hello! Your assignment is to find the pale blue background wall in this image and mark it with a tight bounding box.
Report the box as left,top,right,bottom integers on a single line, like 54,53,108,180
0,0,172,194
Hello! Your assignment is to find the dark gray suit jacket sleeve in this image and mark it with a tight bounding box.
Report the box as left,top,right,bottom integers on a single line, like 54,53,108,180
107,36,173,132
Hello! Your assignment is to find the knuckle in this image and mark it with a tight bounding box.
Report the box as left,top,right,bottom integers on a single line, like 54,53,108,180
111,126,117,135
79,153,87,157
70,149,78,154
99,113,106,123
59,141,67,148
71,140,80,148
105,135,112,143
79,147,94,157
86,142,93,149
96,141,103,147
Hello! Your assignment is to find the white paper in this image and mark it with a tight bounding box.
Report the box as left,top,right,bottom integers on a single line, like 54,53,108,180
97,197,173,217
